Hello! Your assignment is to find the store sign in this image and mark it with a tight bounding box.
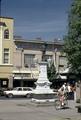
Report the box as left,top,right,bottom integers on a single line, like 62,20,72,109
3,81,7,85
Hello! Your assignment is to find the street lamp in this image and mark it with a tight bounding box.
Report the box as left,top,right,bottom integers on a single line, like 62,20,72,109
54,48,57,67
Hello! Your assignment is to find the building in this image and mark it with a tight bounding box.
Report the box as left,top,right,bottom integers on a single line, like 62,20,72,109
0,17,68,88
0,17,14,88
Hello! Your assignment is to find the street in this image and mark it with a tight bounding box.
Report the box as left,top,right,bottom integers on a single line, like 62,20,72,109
0,97,81,120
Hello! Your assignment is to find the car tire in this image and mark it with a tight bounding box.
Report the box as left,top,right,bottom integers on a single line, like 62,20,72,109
8,93,13,98
26,94,31,98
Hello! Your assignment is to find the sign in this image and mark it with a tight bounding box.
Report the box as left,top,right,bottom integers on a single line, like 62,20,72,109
3,81,7,85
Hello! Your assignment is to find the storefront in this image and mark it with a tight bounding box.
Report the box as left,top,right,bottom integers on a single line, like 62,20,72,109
0,79,8,88
12,70,37,88
13,79,36,88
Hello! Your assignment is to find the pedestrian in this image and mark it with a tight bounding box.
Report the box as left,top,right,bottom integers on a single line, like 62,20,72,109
67,83,72,99
58,83,67,106
67,83,76,100
58,87,65,106
67,83,71,92
62,83,68,94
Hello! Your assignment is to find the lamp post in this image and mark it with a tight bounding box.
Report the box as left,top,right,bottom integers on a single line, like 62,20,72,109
54,48,57,70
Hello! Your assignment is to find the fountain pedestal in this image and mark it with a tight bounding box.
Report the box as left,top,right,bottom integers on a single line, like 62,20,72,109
32,62,56,103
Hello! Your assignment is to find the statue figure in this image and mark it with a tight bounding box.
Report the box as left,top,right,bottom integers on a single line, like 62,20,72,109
42,43,47,61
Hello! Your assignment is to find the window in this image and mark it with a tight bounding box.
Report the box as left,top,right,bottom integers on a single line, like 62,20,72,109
3,48,9,64
4,29,9,39
23,88,32,91
58,56,67,72
24,54,35,68
59,56,67,66
17,88,22,91
59,65,64,72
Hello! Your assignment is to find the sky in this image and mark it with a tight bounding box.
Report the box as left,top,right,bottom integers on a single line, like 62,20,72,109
1,0,72,41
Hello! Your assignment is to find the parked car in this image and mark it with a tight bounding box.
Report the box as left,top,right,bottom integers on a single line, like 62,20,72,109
4,87,33,98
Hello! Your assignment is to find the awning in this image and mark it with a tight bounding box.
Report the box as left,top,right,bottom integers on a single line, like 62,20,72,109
59,75,67,79
61,68,69,74
57,74,67,80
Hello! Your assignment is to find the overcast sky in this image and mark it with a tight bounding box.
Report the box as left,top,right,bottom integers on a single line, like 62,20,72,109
1,0,72,41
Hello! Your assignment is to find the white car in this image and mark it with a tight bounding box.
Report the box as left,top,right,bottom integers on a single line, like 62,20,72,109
4,87,33,98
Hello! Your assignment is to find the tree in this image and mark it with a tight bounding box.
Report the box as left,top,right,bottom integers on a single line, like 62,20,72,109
63,0,81,103
47,62,57,82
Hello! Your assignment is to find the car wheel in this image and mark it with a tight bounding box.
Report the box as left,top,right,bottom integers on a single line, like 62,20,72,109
8,93,13,98
26,94,31,98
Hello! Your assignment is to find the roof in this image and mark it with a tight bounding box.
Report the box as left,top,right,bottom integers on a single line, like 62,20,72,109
14,38,64,45
0,16,13,19
59,75,67,79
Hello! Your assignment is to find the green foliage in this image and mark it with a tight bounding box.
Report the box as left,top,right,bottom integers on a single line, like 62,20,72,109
47,62,57,82
63,0,81,75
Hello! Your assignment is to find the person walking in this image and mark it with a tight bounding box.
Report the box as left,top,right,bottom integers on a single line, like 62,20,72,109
58,83,68,107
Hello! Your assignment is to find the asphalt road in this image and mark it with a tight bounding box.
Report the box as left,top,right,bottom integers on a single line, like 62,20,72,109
0,97,81,120
0,95,29,100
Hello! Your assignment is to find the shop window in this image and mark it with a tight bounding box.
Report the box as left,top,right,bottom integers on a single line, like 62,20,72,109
24,54,35,68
